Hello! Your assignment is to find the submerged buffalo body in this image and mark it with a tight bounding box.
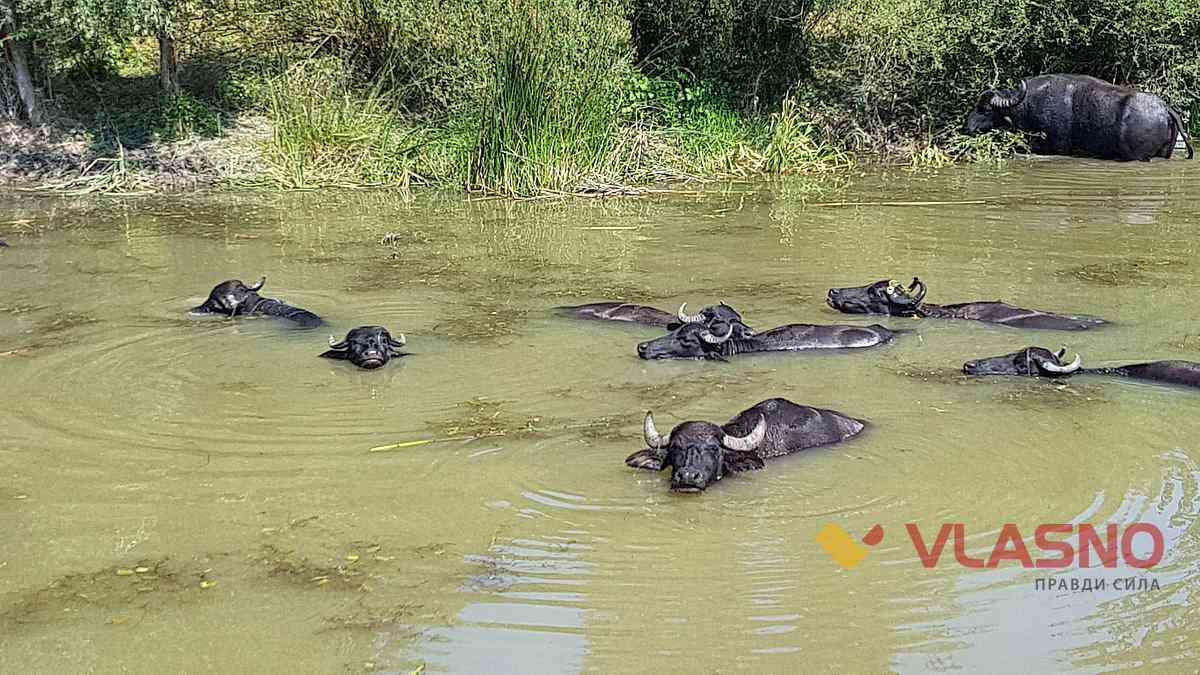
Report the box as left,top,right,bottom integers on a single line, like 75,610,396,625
321,326,408,369
555,302,675,327
556,301,755,337
637,319,898,360
963,346,1200,389
190,277,322,328
963,74,1194,161
625,398,866,492
827,277,1106,331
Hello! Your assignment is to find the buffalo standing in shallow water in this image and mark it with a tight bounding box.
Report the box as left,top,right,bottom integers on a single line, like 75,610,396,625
963,74,1194,161
962,346,1200,389
190,277,322,328
625,398,866,492
321,326,408,369
826,277,1106,331
637,316,899,360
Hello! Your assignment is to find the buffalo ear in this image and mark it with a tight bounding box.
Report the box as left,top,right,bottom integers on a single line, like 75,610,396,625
188,304,212,316
319,349,349,360
723,450,765,473
625,448,666,471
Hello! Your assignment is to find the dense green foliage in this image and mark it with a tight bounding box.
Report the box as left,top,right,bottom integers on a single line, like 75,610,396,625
803,0,1200,149
5,0,1199,191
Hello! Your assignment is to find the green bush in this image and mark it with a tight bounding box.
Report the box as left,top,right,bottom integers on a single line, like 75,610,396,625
628,0,827,109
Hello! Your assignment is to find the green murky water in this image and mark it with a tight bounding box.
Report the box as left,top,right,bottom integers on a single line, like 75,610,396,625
2,158,1199,673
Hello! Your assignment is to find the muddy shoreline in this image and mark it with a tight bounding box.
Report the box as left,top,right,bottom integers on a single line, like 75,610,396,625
0,117,270,190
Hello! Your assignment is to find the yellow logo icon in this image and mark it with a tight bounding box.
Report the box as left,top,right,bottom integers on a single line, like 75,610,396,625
816,523,883,569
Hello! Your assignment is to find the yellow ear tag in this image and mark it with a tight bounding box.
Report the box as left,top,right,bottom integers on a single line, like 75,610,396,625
911,314,921,321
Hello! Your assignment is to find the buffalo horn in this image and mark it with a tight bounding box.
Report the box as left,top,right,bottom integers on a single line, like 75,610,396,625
328,336,348,349
677,303,705,324
1038,353,1082,374
723,415,766,452
388,333,407,347
249,276,266,291
906,277,927,304
700,324,734,344
643,411,667,448
991,80,1027,109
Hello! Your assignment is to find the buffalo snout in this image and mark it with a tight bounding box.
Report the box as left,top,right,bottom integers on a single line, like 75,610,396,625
671,468,708,492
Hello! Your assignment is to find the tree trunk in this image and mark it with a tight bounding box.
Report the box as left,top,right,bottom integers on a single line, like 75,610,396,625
3,27,41,124
158,26,178,96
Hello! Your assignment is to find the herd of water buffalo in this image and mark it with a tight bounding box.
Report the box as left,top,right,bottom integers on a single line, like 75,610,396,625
177,268,1200,493
10,72,1195,493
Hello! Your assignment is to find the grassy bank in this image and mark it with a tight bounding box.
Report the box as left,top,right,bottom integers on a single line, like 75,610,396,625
4,0,1198,195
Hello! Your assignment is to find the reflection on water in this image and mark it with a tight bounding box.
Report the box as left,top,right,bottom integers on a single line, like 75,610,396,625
2,158,1199,673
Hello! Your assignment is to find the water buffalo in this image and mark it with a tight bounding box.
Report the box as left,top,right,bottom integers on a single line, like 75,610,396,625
963,346,1200,389
624,398,866,492
826,277,1106,331
556,301,755,338
321,326,408,369
963,74,1194,161
637,318,899,360
555,301,675,327
190,277,323,328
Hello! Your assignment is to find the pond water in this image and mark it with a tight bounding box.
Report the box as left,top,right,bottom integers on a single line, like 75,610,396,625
2,159,1199,673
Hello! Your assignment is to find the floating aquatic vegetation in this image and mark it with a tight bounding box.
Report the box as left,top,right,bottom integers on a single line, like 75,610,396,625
322,602,425,633
998,381,1108,410
1166,334,1200,352
1057,257,1185,287
432,301,529,342
257,543,375,592
1,558,202,628
611,367,780,409
571,413,643,442
885,363,977,386
425,397,544,439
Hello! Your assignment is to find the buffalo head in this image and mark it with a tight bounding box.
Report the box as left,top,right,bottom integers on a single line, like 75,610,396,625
191,277,266,317
667,302,755,339
826,277,927,316
963,81,1027,134
963,346,1082,377
625,411,766,492
321,326,408,369
637,321,738,360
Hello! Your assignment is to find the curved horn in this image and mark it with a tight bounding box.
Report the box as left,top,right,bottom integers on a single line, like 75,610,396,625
249,276,266,291
991,80,1027,109
388,333,407,347
907,277,927,304
1038,353,1082,374
677,303,705,324
1055,347,1066,359
700,323,734,344
722,414,766,452
328,335,348,349
643,411,667,449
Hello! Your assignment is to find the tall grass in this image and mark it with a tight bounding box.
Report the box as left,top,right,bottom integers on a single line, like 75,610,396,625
468,20,623,196
261,61,442,188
